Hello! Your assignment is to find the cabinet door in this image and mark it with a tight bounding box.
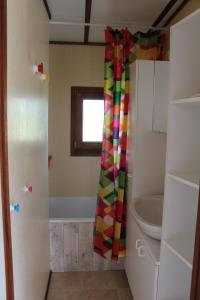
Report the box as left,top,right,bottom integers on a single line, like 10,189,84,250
132,239,158,300
125,208,139,289
125,216,158,300
152,61,169,133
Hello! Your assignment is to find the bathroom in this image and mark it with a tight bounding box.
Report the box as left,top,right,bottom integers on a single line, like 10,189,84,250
0,0,200,300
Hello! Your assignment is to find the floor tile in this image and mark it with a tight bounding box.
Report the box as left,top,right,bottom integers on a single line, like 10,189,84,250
50,272,82,290
111,270,130,288
48,271,133,300
79,271,119,289
48,289,88,300
87,289,119,300
118,288,134,300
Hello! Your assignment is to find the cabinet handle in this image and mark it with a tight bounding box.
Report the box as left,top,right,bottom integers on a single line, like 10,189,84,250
138,245,145,257
136,239,142,249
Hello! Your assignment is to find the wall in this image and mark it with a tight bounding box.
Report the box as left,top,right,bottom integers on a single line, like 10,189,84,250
165,0,200,56
7,0,49,299
49,45,104,197
169,0,200,25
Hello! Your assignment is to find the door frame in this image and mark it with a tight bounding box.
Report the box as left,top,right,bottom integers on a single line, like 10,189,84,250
0,0,14,299
191,184,200,299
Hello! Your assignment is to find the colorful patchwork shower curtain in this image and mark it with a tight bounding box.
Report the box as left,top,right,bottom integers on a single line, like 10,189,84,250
94,28,166,260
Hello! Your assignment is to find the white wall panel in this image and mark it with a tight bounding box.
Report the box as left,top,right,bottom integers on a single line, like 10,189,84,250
91,0,169,23
49,24,84,42
48,0,85,21
7,0,50,299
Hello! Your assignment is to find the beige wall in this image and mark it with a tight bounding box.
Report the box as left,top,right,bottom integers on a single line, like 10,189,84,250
169,0,200,25
165,0,200,56
7,0,49,299
49,45,104,197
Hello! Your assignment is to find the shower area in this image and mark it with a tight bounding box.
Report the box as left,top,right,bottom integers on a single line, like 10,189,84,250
48,44,124,272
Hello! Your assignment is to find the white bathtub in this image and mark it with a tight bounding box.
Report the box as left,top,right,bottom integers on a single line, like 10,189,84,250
49,196,96,221
49,196,124,272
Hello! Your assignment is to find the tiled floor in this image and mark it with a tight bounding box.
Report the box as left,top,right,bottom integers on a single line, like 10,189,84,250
48,270,133,300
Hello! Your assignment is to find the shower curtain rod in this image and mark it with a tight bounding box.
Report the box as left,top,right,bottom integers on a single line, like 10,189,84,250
49,21,167,31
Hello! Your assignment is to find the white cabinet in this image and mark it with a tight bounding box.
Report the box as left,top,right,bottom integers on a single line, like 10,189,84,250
126,60,168,300
125,208,159,300
157,9,200,300
128,60,167,199
153,61,169,133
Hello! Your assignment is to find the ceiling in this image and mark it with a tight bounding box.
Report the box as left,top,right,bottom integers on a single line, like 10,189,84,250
46,0,183,43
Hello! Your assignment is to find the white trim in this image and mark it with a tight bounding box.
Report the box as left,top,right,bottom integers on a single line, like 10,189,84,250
49,218,95,223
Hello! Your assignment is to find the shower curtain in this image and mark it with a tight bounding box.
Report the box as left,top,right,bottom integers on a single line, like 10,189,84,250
94,27,166,260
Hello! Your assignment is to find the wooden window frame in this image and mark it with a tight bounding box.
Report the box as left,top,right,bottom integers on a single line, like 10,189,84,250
71,86,104,156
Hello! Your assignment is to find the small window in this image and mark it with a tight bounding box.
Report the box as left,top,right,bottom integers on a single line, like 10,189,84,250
71,87,104,156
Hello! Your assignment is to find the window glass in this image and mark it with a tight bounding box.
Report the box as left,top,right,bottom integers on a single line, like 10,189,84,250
82,99,104,142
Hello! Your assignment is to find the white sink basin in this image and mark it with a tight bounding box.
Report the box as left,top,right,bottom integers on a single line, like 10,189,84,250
131,195,164,240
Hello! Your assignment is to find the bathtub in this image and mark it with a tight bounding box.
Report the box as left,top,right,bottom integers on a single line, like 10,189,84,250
49,196,124,272
49,196,96,221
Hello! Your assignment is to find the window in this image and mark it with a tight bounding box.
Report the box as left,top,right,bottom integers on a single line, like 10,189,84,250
71,87,104,156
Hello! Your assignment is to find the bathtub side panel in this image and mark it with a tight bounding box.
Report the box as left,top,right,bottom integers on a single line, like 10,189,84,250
49,220,124,271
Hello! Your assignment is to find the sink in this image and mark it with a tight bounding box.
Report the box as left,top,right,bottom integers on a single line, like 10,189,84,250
131,195,164,240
